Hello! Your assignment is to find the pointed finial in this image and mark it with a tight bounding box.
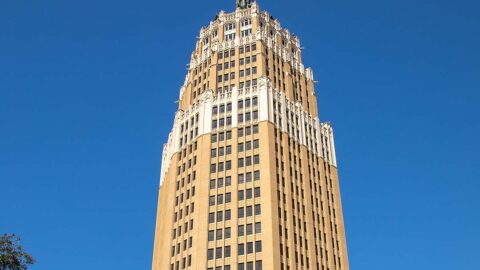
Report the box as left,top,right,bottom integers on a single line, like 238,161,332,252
236,0,255,9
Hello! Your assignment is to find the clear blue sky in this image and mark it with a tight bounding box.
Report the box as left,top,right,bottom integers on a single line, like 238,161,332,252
1,0,479,269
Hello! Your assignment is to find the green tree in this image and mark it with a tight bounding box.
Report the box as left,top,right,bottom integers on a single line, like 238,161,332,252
0,234,35,270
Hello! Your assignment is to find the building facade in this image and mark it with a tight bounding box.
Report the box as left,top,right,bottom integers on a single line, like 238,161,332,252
152,1,349,270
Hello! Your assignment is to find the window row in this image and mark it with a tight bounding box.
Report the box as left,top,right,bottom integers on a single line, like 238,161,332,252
238,171,261,183
238,155,260,167
207,246,231,260
238,187,261,200
210,161,232,173
211,131,232,142
208,210,232,223
172,219,194,239
238,125,259,137
209,193,232,206
238,97,258,109
238,241,262,255
173,202,195,222
212,117,232,129
177,142,198,162
238,111,259,123
175,187,195,206
208,205,261,223
170,254,192,270
217,43,257,60
212,103,232,115
238,140,259,152
209,176,232,189
170,238,193,257
238,222,261,236
237,260,262,270
208,227,231,241
238,204,261,218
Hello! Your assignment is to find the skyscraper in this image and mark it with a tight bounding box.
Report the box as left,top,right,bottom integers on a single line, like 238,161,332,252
152,1,349,270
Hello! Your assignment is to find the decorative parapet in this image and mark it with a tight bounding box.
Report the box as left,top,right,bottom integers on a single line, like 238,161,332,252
160,77,335,185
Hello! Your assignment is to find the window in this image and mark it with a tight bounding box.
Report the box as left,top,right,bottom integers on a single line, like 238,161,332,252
253,111,258,120
212,134,217,142
226,176,232,186
246,223,253,235
253,139,259,149
238,143,244,152
225,209,231,220
256,241,262,252
238,190,245,200
209,179,215,189
238,158,244,168
211,148,216,157
225,23,235,31
254,155,260,164
216,247,222,259
225,246,231,257
216,229,223,240
208,230,214,241
254,170,260,180
238,224,245,236
253,125,259,134
218,177,224,188
226,160,231,170
246,156,251,166
225,192,231,203
209,196,215,206
246,188,252,199
241,18,252,27
255,222,261,233
208,248,214,260
255,204,261,215
225,227,231,239
238,207,245,218
225,33,236,41
238,243,245,255
247,242,253,254
217,194,223,204
217,211,223,222
246,172,252,182
238,173,245,183
254,187,261,197
226,145,232,155
209,213,215,223
246,206,253,217
210,164,216,173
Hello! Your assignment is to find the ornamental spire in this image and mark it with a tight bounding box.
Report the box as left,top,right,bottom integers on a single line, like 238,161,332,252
236,0,255,9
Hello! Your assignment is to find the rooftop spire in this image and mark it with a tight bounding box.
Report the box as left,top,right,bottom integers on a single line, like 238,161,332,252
236,0,255,9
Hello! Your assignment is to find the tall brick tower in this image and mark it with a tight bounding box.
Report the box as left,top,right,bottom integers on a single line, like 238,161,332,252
152,2,349,270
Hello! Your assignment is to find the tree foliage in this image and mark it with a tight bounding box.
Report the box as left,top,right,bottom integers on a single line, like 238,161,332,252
0,234,35,270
